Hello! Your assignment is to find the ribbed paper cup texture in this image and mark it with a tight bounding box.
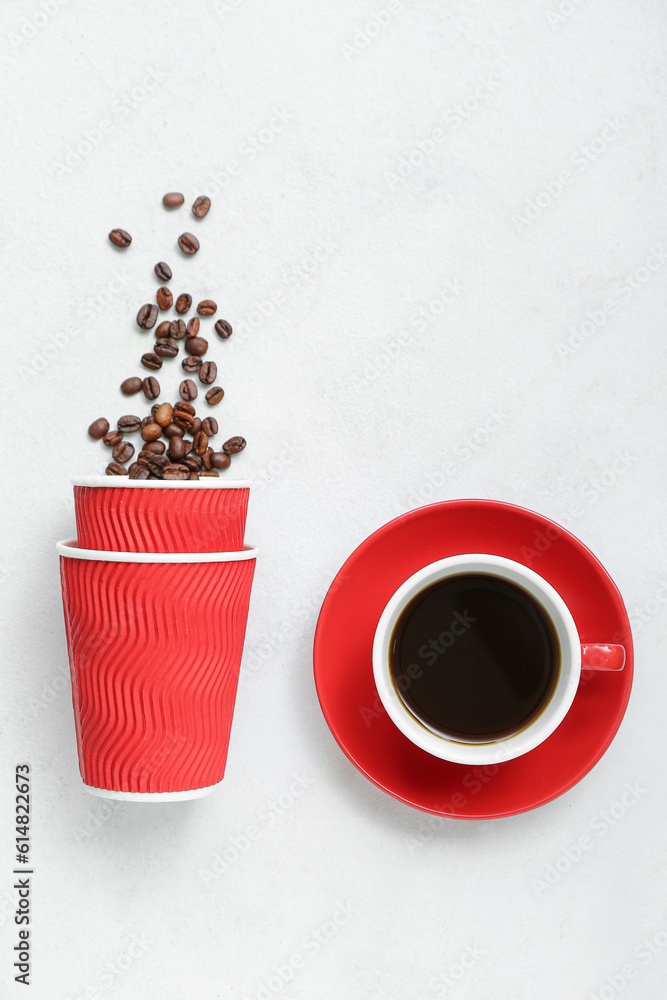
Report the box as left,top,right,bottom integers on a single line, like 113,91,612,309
72,477,250,553
58,542,257,796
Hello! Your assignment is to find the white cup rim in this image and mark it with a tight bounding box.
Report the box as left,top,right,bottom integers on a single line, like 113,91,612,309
56,539,259,563
372,554,581,765
72,475,250,490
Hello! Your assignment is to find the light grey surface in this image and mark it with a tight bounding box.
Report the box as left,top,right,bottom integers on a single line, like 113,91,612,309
1,1,666,998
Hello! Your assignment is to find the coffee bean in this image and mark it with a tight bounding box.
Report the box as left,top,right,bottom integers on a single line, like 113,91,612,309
173,401,195,430
120,377,143,396
103,429,123,448
154,261,172,282
141,416,153,429
197,299,217,316
163,192,184,208
202,416,218,436
185,336,208,357
183,455,202,471
154,338,178,358
192,431,207,455
169,319,186,340
137,304,158,329
202,448,214,470
143,440,166,454
117,415,141,433
156,287,173,310
182,356,202,373
178,232,200,255
211,451,231,470
163,464,191,481
141,352,162,371
155,321,172,338
155,403,173,427
151,403,159,418
88,417,109,439
179,379,198,401
129,465,150,480
109,229,131,248
192,196,211,218
200,470,219,477
189,471,199,480
113,441,135,463
214,319,233,339
199,361,217,384
223,436,246,454
168,436,187,460
106,462,128,475
142,376,160,400
163,423,184,438
205,386,224,405
147,453,169,469
175,293,192,314
186,317,200,337
141,422,162,442
191,417,202,436
136,454,149,466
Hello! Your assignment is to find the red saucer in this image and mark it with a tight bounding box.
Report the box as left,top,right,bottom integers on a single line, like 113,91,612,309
313,500,633,819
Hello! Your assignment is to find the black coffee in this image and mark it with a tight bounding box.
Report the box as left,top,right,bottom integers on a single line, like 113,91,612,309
389,573,559,741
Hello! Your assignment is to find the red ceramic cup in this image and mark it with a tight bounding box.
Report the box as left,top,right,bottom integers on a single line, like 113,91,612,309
57,539,258,800
72,476,251,553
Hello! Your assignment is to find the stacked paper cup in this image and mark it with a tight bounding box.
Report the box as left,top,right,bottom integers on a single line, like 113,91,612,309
57,477,257,801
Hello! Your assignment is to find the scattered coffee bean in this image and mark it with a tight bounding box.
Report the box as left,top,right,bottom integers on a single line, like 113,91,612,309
200,470,219,477
154,338,178,358
137,303,158,329
109,229,131,248
129,465,150,480
182,356,202,373
192,196,211,218
214,319,233,339
212,451,231,470
155,321,172,338
142,376,160,400
151,403,159,418
175,293,192,314
163,192,184,209
163,464,191,481
88,417,109,439
186,317,199,337
179,378,198,401
143,440,166,454
120,377,143,396
202,448,214,470
156,287,173,310
141,422,162,442
192,431,208,455
191,417,202,436
183,455,202,471
113,441,135,463
168,436,187,460
205,386,224,405
141,352,162,371
178,232,199,255
199,361,217,385
154,261,172,282
155,403,173,427
223,436,246,454
163,423,184,438
103,429,123,448
202,416,218,436
117,415,141,433
197,299,217,316
185,336,208,357
106,462,128,475
173,401,195,430
170,319,187,340
141,416,154,429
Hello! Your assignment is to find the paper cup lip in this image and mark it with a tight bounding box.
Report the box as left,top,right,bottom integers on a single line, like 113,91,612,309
56,539,259,563
71,475,251,490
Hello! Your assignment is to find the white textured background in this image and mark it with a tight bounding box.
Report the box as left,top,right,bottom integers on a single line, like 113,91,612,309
1,1,666,998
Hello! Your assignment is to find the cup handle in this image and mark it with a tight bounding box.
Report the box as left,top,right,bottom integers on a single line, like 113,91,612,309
581,644,626,671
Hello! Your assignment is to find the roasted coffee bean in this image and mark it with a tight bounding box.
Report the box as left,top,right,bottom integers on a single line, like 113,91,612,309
211,451,231,470
163,464,190,481
155,320,172,338
183,455,201,471
109,229,131,248
191,417,202,436
113,441,135,463
223,436,246,454
179,378,198,401
154,338,178,358
147,453,169,470
106,462,128,475
188,471,200,480
185,336,208,357
186,317,199,337
205,386,224,405
175,293,192,314
129,465,150,480
137,303,158,330
142,376,160,400
120,377,143,396
202,448,214,470
182,355,202,373
141,422,162,442
156,287,173,311
88,417,109,439
103,429,123,448
202,417,218,437
155,402,173,426
169,319,187,340
117,415,141,433
174,401,195,416
178,232,199,255
192,196,211,218
173,401,195,430
143,440,166,454
163,192,184,208
154,261,172,282
151,403,160,418
199,470,219,477
141,352,162,371
128,462,140,475
168,436,187,460
193,431,209,455
197,299,217,316
214,319,233,339
163,423,184,438
141,416,153,429
136,454,149,466
199,361,217,385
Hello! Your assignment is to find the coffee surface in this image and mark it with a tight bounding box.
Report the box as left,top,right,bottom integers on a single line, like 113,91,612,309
389,573,559,741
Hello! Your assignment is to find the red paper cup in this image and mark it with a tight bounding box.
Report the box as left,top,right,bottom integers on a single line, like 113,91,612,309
72,476,250,553
57,539,258,800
